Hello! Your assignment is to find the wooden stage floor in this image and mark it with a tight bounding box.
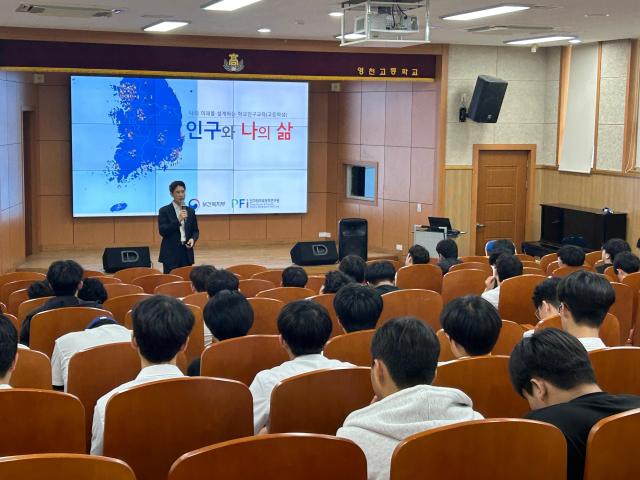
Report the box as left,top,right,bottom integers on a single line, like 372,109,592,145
17,242,399,274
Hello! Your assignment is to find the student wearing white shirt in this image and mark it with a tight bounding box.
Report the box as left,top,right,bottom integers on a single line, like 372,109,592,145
0,314,18,389
90,295,194,455
481,253,523,309
51,317,132,391
249,300,353,434
557,271,614,352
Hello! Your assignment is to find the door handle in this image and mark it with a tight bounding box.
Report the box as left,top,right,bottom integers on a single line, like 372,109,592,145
476,223,486,228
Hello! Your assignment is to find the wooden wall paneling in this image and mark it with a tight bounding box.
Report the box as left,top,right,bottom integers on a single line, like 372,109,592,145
444,167,473,256
623,40,639,172
38,141,71,195
556,46,572,167
592,43,604,170
73,217,115,247
359,202,384,247
360,145,384,200
326,143,338,194
327,92,339,143
0,145,8,211
409,147,436,204
385,91,413,147
308,142,329,193
338,92,362,144
37,84,70,141
196,216,231,243
229,215,267,241
435,46,448,215
301,192,328,240
382,200,410,252
325,193,337,238
383,146,411,201
114,217,157,245
308,92,329,143
266,215,303,241
361,92,386,146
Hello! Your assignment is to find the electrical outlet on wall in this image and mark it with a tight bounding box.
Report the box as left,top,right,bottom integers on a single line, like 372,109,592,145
417,203,422,213
319,232,332,238
396,244,403,251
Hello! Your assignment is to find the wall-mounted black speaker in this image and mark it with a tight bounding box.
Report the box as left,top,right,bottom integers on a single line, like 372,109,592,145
102,247,152,273
467,75,508,123
339,218,368,261
290,241,338,266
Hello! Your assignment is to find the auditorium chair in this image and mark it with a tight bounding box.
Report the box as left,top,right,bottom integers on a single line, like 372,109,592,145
103,293,152,324
324,329,375,366
441,269,487,305
390,419,566,480
589,347,640,395
227,264,268,278
585,251,603,266
536,313,621,347
256,286,315,303
154,281,195,297
492,320,527,356
30,307,113,357
1,279,38,306
308,293,342,338
251,269,284,285
609,282,634,343
395,264,443,293
103,283,144,300
523,266,546,275
515,253,535,262
247,297,284,335
433,356,530,418
200,335,289,385
498,274,546,325
622,272,640,337
269,367,373,434
168,434,368,480
0,301,5,313
238,278,276,298
103,377,252,480
16,296,52,328
0,389,85,455
460,255,489,263
113,267,161,284
67,342,139,450
7,288,29,315
94,276,123,285
546,260,560,275
583,408,640,480
0,271,46,291
436,330,456,362
169,265,195,281
10,348,51,390
552,265,595,277
182,291,209,311
379,289,443,332
539,253,558,272
3,312,19,331
520,260,541,269
83,269,105,278
604,266,617,281
132,273,183,294
306,275,326,294
449,261,492,276
0,453,136,480
366,259,403,271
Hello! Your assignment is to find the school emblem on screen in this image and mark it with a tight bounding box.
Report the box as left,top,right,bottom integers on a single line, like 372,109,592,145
224,53,245,73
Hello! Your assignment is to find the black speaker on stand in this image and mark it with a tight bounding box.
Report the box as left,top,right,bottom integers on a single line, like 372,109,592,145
339,218,368,261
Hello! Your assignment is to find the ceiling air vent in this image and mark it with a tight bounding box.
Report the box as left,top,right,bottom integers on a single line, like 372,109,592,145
16,3,123,18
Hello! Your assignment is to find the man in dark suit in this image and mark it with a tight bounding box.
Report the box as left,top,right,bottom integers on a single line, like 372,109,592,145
158,180,199,274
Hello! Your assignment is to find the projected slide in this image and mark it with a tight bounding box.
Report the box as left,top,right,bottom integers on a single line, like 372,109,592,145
71,76,308,217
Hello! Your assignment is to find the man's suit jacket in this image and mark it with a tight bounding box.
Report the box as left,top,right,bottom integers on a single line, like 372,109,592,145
158,203,199,265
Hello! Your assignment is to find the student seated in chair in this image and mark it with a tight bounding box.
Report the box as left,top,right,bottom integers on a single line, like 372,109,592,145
365,261,399,295
189,264,216,293
281,266,308,288
333,284,383,333
90,295,194,455
204,268,240,344
597,238,630,274
510,328,640,480
557,244,586,268
20,260,102,346
485,239,516,256
532,277,561,322
557,271,615,351
337,317,483,480
481,254,523,309
77,278,108,305
435,239,461,274
187,290,254,376
440,295,501,359
0,314,18,389
26,280,53,299
339,255,366,284
250,300,353,434
405,245,429,266
320,270,354,294
613,251,640,282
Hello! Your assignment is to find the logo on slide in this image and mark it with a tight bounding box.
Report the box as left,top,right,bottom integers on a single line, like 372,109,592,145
232,198,249,209
188,198,200,210
224,53,245,73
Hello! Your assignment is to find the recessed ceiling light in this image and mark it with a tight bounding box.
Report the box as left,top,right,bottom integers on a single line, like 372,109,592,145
257,27,271,33
505,35,575,45
569,39,582,44
143,21,190,33
442,4,530,21
202,0,262,12
336,33,367,40
329,11,344,17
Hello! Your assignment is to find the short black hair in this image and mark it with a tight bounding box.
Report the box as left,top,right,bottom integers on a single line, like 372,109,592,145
334,284,383,332
132,296,194,363
282,266,308,288
277,300,332,356
557,245,585,267
46,260,84,296
189,265,216,292
532,277,562,310
323,270,354,294
0,314,18,378
78,277,108,304
339,255,366,283
169,180,186,193
489,250,511,266
206,269,240,297
440,296,502,356
557,270,615,328
203,290,254,341
486,239,515,255
496,255,523,282
27,280,53,300
408,245,429,264
86,316,118,329
365,261,396,285
613,251,640,275
509,328,597,397
371,317,439,388
602,238,631,262
436,239,458,259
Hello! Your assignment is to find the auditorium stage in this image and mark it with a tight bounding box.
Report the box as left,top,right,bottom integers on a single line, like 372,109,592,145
17,242,400,275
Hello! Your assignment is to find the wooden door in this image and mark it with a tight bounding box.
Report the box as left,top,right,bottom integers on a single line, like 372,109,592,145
475,150,528,255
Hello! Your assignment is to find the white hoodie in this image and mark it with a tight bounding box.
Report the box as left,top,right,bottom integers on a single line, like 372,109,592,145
337,384,483,480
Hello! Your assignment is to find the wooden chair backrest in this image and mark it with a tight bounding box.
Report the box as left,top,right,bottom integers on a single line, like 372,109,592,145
308,293,342,338
16,296,53,328
604,266,617,281
169,265,195,281
379,289,443,331
7,288,29,315
1,279,37,306
112,267,161,284
256,286,315,303
200,335,289,385
523,266,546,276
0,301,5,312
492,320,526,356
239,279,276,298
395,264,443,293
0,272,46,290
103,377,253,480
552,265,595,277
251,269,284,285
132,274,183,294
622,272,640,333
546,260,560,275
306,275,326,294
585,250,603,266
94,276,122,285
515,253,534,262
460,256,489,264
433,356,530,418
498,275,546,325
247,297,284,335
10,348,52,390
103,293,152,324
103,283,144,300
436,329,456,362
154,281,194,297
391,419,566,480
227,264,268,278
583,408,640,480
589,347,640,396
3,312,19,331
441,269,487,305
83,269,105,278
270,367,374,434
168,434,367,480
520,260,540,269
449,261,492,276
30,307,113,357
182,291,209,311
367,259,403,271
0,389,85,455
324,330,375,366
0,453,136,480
535,313,621,346
539,253,558,272
609,282,634,343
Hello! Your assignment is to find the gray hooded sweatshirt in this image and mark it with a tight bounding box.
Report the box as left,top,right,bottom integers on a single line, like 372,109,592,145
337,384,483,480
